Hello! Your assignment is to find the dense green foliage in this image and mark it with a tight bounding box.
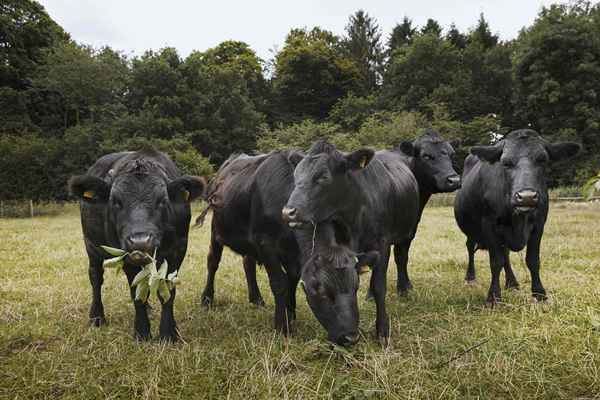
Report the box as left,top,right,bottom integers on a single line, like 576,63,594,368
1,1,599,200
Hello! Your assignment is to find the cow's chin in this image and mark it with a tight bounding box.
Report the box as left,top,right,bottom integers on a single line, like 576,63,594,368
287,220,311,229
125,249,156,266
513,206,537,215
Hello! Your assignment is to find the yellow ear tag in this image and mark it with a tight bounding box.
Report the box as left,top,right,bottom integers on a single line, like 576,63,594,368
358,265,371,275
83,190,94,199
183,190,190,201
359,157,368,169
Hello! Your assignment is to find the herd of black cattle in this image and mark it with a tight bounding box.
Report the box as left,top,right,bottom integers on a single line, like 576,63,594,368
68,128,581,345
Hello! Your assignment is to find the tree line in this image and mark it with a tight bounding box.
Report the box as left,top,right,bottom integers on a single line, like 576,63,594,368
1,0,599,201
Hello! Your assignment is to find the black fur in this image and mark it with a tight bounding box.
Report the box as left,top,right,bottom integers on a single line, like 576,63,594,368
69,150,205,341
285,140,420,341
454,129,581,305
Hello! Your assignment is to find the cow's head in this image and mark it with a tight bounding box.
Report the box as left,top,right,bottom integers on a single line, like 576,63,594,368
70,155,205,263
471,129,580,213
399,129,461,193
283,140,374,228
301,244,379,346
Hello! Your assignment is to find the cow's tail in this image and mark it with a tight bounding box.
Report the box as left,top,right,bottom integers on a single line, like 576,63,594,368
194,202,213,228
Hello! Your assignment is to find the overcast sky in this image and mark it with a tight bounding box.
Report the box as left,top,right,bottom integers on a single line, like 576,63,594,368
40,0,560,60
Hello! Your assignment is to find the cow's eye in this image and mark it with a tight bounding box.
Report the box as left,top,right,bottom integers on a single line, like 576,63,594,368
157,198,168,208
112,198,123,210
314,173,330,185
502,159,515,168
422,154,434,161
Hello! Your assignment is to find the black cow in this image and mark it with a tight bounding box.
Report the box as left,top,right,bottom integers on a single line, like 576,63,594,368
454,130,580,305
69,150,205,341
283,140,420,341
388,129,461,295
200,150,305,335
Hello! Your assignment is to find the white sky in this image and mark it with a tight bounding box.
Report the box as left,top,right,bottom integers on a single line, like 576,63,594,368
40,0,560,60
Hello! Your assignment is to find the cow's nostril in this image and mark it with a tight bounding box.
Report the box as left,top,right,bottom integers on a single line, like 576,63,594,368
127,233,153,250
282,207,297,220
447,175,460,185
337,333,360,346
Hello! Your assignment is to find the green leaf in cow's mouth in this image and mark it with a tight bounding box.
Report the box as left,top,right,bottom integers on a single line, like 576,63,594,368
131,256,180,304
99,245,180,303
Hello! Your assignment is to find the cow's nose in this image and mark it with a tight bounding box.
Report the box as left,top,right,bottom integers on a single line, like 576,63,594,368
126,232,153,252
515,190,539,207
282,207,297,221
447,175,461,187
336,333,360,347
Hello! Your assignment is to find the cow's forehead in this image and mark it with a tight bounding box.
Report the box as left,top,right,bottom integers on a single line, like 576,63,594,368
419,140,452,154
297,154,331,175
112,173,167,195
503,136,547,158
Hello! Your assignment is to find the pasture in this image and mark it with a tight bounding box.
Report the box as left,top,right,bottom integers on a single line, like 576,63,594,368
1,202,600,399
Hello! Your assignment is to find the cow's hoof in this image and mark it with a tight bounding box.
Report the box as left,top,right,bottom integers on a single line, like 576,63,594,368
397,282,413,297
159,330,180,343
89,315,107,327
505,281,520,290
531,293,548,303
465,279,478,286
201,295,214,308
376,321,390,341
275,321,294,336
485,297,500,308
134,331,152,342
249,296,266,307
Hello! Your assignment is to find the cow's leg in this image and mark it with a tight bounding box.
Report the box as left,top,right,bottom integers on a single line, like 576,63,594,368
159,284,179,342
465,238,477,284
504,248,520,290
526,229,547,302
263,257,292,335
370,245,390,341
124,267,151,341
243,256,265,306
285,261,301,322
88,257,106,326
485,245,506,307
394,241,412,296
201,233,223,307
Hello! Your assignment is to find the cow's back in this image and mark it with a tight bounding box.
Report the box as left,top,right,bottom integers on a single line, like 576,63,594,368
356,150,420,246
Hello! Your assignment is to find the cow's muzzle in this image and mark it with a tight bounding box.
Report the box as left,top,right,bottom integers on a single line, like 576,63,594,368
513,189,539,213
282,206,308,228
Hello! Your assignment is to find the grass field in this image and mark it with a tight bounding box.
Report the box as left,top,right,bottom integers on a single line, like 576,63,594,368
1,202,600,399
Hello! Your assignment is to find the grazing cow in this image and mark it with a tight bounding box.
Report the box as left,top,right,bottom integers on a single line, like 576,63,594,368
200,150,305,334
69,150,205,341
454,129,580,305
283,140,420,341
299,222,380,345
389,129,461,295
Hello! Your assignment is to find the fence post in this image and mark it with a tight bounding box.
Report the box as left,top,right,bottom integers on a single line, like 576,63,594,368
30,199,34,218
0,200,3,218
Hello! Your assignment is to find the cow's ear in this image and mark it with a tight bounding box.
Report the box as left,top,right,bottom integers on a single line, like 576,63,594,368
355,251,380,275
345,148,375,171
288,151,304,167
449,139,461,150
470,143,503,163
69,175,110,203
168,175,206,202
546,142,581,161
399,141,415,156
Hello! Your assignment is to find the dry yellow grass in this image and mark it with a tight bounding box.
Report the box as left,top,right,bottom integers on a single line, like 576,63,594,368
1,202,600,399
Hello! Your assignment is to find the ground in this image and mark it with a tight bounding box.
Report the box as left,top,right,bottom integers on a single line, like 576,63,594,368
1,202,599,399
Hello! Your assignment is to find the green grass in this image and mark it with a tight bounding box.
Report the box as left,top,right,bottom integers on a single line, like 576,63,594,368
1,203,600,399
